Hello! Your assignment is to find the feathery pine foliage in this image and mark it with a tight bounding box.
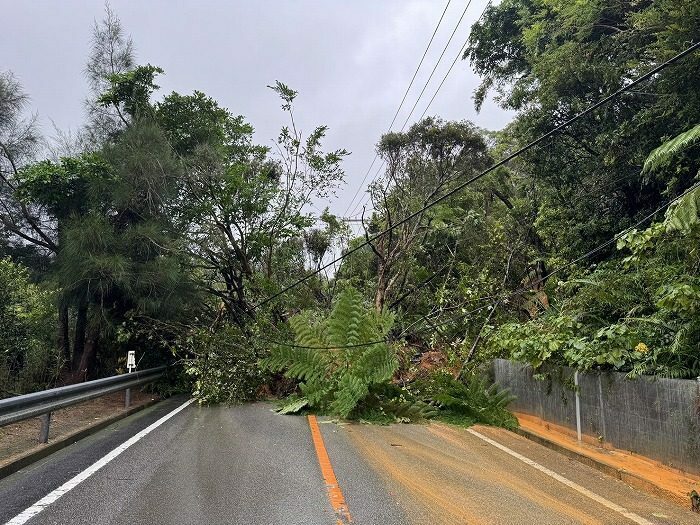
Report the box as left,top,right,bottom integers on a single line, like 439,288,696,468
262,287,398,418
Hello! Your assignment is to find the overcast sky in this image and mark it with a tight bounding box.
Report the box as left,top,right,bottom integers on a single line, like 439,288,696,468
2,0,512,222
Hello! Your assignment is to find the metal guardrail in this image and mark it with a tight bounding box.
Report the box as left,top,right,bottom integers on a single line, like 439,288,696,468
0,366,167,443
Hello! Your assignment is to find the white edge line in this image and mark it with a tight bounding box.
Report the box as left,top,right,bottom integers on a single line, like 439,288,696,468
465,428,654,525
5,398,195,525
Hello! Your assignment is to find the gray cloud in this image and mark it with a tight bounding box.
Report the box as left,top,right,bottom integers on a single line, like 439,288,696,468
1,0,512,219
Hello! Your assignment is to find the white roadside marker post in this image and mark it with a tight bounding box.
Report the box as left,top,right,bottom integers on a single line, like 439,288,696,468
125,351,136,409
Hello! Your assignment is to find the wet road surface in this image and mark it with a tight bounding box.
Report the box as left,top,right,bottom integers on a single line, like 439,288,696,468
1,400,698,524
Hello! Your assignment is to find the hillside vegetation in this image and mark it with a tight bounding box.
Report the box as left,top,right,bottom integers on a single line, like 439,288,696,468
1,1,698,425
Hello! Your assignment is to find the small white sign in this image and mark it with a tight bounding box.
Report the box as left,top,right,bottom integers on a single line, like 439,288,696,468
127,351,136,371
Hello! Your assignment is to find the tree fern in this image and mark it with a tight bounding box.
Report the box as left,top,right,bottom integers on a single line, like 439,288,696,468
412,371,518,429
326,287,365,346
261,287,397,417
381,398,438,421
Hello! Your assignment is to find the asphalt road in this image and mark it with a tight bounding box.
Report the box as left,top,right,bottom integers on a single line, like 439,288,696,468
1,399,699,525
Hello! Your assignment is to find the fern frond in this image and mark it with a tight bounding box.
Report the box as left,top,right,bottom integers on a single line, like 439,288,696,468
300,378,329,405
664,185,700,233
289,314,326,349
270,286,403,418
355,343,398,384
643,124,700,173
381,398,438,421
327,287,365,346
275,397,309,414
330,374,369,418
261,346,327,383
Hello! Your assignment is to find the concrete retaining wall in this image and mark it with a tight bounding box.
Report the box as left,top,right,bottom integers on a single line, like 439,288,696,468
492,359,700,475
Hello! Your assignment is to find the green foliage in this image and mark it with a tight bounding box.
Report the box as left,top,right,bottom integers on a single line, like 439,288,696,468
171,81,347,327
664,185,700,234
156,90,255,158
4,1,700,410
184,325,269,405
16,154,112,218
409,371,518,429
262,287,397,418
488,228,700,379
0,258,58,396
465,0,700,260
644,124,700,173
267,81,297,111
98,64,164,119
353,382,438,424
481,115,700,381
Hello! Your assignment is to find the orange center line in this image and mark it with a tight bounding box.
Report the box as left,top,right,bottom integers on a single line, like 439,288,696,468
307,415,353,524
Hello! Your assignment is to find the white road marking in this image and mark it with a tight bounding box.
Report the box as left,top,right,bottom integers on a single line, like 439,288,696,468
5,398,195,525
466,428,654,525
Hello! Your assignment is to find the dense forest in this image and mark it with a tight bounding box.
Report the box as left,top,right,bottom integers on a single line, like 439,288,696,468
1,1,699,424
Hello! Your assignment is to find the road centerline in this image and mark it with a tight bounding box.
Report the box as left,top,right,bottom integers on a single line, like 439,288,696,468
307,415,353,524
4,398,195,525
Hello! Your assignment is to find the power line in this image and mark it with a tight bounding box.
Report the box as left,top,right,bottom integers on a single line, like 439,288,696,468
343,153,379,218
418,1,492,121
387,0,453,132
398,0,474,132
343,0,452,217
347,160,384,218
268,179,700,350
254,39,700,312
346,0,474,218
349,0,490,219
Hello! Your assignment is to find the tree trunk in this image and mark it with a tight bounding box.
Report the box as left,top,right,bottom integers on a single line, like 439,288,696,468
58,302,70,366
71,300,88,372
77,326,99,381
374,263,389,313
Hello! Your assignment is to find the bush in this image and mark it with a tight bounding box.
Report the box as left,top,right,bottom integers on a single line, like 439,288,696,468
409,370,518,429
0,258,58,396
184,325,268,404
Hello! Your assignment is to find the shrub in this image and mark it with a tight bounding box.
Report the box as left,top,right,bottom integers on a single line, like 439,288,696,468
0,258,58,396
184,325,268,404
409,370,518,429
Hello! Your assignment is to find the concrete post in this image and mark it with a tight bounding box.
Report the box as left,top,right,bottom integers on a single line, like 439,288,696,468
39,412,51,443
574,371,582,442
597,374,607,443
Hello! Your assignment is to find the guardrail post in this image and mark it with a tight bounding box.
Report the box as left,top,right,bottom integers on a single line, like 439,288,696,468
39,412,51,443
